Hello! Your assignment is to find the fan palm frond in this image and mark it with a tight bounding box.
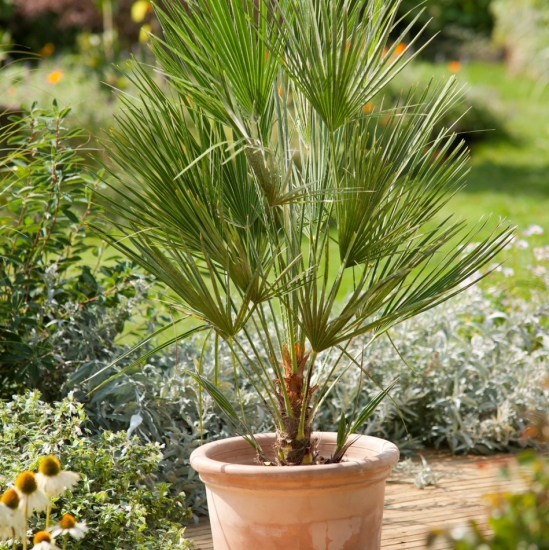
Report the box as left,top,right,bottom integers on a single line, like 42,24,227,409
95,0,515,465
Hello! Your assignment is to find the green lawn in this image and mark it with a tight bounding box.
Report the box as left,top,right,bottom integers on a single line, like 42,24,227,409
444,62,549,232
403,62,549,292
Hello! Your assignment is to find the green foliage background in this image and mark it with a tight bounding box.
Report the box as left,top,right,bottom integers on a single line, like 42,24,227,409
399,0,494,37
0,102,159,400
0,392,192,550
429,452,549,549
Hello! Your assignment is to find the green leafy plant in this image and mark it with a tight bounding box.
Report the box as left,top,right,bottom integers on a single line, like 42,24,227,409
0,100,156,400
428,450,549,549
397,0,494,57
0,391,192,550
492,0,549,83
96,0,515,466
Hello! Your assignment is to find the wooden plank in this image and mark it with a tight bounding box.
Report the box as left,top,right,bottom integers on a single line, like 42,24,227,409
184,452,527,549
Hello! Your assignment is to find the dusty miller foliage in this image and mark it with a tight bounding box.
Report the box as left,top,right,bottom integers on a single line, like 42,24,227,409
73,285,549,513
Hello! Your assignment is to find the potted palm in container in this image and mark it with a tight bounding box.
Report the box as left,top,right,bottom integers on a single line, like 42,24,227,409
92,0,514,547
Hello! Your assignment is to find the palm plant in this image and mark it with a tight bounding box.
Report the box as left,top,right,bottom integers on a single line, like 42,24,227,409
92,0,514,466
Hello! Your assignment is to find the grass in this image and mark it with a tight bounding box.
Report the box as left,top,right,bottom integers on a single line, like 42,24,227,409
443,62,549,232
400,62,549,293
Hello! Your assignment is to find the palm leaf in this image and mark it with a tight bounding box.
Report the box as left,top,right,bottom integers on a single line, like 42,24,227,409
97,0,516,464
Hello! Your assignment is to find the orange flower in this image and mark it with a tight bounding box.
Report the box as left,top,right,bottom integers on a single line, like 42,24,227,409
362,102,373,113
40,43,55,58
524,425,539,439
448,61,461,73
278,85,283,97
46,70,63,85
394,43,406,56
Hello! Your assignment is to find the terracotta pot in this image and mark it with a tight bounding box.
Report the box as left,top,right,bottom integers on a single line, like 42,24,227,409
190,432,399,550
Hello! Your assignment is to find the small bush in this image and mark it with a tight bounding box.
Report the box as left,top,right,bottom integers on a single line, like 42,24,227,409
492,0,549,82
0,391,192,550
0,101,157,400
428,451,549,549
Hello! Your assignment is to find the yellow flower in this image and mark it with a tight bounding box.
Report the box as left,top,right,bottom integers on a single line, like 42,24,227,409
139,24,152,43
36,456,80,498
32,531,60,550
49,514,88,540
46,70,63,85
0,489,19,510
14,471,51,515
131,0,152,23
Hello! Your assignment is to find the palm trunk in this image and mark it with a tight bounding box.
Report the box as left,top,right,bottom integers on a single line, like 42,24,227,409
274,344,317,465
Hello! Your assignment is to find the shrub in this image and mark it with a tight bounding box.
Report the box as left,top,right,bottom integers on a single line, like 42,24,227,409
399,0,494,39
314,285,549,454
70,281,549,511
0,101,157,400
397,0,495,60
428,451,549,549
492,0,549,82
0,391,192,550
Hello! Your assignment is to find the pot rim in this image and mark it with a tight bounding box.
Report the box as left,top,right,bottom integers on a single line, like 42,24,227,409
190,432,399,491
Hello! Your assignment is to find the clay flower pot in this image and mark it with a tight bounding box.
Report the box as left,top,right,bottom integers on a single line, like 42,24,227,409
190,432,399,550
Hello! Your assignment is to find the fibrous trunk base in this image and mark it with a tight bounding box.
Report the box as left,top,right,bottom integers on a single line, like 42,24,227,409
273,343,318,465
275,420,315,466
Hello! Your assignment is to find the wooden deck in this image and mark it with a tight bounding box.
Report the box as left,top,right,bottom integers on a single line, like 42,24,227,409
184,452,526,550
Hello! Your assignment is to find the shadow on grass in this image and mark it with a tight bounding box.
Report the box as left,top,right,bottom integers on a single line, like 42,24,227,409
463,160,549,196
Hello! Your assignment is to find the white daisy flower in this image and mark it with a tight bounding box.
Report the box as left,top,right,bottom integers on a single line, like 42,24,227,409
523,224,544,237
534,246,549,262
0,490,26,541
0,503,11,526
14,472,51,515
503,236,516,250
502,267,515,278
49,514,88,540
462,242,480,254
515,239,529,250
0,503,14,543
32,531,60,550
36,456,80,498
531,265,547,276
450,524,468,541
